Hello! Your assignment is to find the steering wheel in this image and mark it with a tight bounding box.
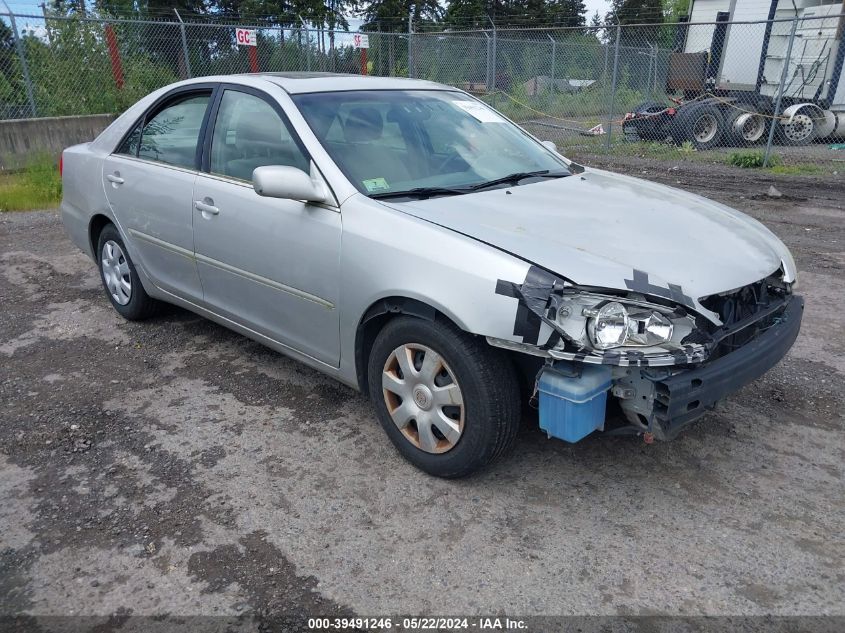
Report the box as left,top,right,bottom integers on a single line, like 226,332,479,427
436,152,467,172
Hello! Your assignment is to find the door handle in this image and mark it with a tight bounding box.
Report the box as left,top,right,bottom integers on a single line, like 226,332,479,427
194,200,219,215
106,174,124,184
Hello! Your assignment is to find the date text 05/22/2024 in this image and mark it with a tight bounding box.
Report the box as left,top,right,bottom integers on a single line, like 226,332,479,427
307,617,528,630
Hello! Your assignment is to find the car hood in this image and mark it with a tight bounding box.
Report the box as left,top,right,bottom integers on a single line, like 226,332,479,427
383,168,790,315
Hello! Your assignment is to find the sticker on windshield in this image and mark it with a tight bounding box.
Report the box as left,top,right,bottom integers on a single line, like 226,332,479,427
454,100,506,123
362,177,390,193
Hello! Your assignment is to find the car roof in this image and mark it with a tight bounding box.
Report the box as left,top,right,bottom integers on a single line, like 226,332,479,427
184,72,454,95
89,73,462,154
261,72,451,94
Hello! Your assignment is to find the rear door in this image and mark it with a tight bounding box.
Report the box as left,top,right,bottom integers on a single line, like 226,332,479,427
192,86,342,365
102,86,214,302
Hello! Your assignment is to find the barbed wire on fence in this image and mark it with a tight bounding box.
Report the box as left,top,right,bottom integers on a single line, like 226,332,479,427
1,8,843,165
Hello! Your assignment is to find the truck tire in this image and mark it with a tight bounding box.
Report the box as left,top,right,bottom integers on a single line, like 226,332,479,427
777,111,816,146
725,105,768,146
671,103,725,150
367,316,520,478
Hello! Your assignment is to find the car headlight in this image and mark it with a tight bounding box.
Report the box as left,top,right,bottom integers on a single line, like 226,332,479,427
584,301,674,350
589,301,628,348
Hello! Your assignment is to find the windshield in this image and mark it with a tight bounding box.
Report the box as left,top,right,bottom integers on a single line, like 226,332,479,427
291,90,569,197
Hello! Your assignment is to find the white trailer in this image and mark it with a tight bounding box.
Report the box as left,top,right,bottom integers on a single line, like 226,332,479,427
624,0,845,147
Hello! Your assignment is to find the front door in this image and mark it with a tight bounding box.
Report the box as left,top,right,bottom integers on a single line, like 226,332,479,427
102,89,213,302
192,87,341,366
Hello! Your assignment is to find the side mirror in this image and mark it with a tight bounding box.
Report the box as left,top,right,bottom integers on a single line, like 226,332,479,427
542,140,558,152
252,165,327,203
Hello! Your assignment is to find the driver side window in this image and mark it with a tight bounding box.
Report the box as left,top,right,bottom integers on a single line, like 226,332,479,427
210,90,309,182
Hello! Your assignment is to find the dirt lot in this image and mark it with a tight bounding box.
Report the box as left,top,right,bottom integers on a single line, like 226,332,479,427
1,159,844,630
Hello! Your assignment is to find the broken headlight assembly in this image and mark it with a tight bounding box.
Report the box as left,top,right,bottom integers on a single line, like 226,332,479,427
553,293,694,355
487,280,706,367
585,301,673,350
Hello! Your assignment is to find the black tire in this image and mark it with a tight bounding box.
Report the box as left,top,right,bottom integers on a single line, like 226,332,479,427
96,223,162,321
632,100,666,112
367,316,520,478
671,103,725,150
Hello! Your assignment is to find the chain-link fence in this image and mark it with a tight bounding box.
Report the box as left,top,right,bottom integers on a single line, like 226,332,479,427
2,9,843,166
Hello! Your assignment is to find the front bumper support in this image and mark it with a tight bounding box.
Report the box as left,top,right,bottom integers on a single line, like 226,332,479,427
649,295,804,439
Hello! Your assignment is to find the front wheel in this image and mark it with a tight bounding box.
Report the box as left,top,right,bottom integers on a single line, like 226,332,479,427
367,317,520,478
778,112,816,146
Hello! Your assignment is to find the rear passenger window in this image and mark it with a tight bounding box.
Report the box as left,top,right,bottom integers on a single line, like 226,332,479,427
116,123,141,156
138,92,211,169
209,90,309,182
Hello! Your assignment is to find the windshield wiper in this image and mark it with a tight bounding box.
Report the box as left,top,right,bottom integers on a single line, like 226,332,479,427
369,170,569,200
468,169,569,191
370,186,470,200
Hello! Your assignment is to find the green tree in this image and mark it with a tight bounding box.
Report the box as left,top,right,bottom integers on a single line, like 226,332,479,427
361,0,443,31
443,0,585,28
546,0,586,27
0,21,27,117
662,0,690,23
605,0,664,24
443,0,489,29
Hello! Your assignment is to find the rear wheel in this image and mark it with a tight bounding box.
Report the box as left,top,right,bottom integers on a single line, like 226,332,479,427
97,224,162,320
367,317,520,478
671,103,725,150
725,106,768,146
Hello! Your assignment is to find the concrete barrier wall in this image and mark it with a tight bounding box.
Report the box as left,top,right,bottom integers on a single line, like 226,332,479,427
0,114,116,171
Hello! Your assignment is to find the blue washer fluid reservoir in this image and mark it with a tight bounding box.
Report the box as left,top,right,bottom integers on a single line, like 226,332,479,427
537,362,612,443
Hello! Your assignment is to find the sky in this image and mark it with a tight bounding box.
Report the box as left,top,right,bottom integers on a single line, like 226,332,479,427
3,0,612,22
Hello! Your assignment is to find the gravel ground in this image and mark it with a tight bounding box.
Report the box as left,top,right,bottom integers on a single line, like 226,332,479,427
1,161,843,631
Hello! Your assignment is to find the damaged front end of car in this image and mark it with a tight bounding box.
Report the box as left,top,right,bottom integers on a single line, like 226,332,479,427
488,265,803,443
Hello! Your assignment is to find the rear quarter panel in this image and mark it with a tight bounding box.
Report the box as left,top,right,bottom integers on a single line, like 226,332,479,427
60,143,110,260
61,82,176,260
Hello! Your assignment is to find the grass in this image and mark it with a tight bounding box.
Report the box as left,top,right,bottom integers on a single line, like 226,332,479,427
481,82,647,128
550,137,834,175
0,154,63,212
724,150,830,175
767,163,829,176
728,150,772,168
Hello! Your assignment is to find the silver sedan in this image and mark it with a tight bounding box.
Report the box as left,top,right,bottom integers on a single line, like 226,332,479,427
61,73,802,477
